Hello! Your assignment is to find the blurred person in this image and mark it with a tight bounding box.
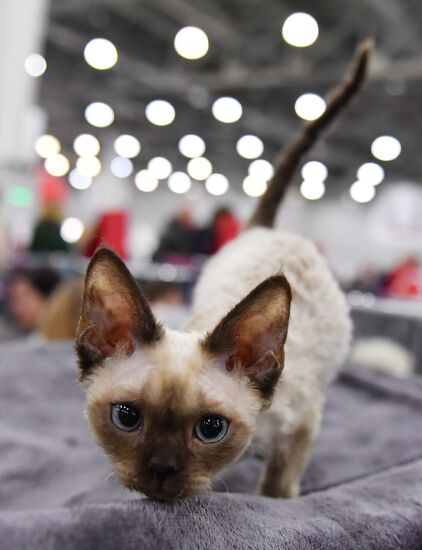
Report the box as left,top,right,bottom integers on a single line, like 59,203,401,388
153,207,212,262
383,256,421,298
208,207,241,254
39,279,84,340
8,267,61,333
29,203,69,253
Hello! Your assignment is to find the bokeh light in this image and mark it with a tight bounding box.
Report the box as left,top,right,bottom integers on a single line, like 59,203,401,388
168,172,191,194
135,170,159,192
85,102,115,128
178,134,206,158
295,93,326,121
205,174,229,196
212,97,243,123
174,27,209,60
84,38,118,70
145,100,175,126
282,13,319,48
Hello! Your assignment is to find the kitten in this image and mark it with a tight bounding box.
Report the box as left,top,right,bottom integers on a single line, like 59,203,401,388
76,42,371,501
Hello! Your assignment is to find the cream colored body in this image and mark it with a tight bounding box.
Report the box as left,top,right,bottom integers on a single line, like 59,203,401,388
188,227,352,492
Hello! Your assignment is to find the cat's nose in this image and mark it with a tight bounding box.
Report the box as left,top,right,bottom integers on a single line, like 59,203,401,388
148,452,178,481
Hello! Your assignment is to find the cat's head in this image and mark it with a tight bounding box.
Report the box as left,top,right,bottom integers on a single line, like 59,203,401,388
76,248,291,500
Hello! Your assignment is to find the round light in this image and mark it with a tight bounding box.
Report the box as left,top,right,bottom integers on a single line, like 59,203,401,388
187,157,212,180
242,175,268,197
350,181,376,203
85,102,114,128
24,53,47,77
236,135,264,159
178,134,206,158
35,135,60,159
110,157,133,178
84,38,118,70
168,172,191,194
248,159,274,181
295,93,326,121
44,154,70,177
60,217,84,243
356,162,385,186
73,134,100,157
145,100,175,126
147,157,172,180
174,26,209,60
300,179,325,200
135,170,159,192
69,169,93,190
212,97,243,123
205,174,229,196
301,161,328,182
113,134,141,158
371,136,401,161
282,12,319,48
76,156,102,178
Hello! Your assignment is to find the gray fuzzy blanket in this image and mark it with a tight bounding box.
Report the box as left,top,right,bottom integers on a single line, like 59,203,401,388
0,340,422,549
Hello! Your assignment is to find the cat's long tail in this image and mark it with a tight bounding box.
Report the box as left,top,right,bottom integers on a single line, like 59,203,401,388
248,40,372,229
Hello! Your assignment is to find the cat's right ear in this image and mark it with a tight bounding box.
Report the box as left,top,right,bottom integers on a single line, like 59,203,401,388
75,248,163,380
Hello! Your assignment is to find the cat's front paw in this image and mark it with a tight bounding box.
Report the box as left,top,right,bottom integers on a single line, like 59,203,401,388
260,478,300,499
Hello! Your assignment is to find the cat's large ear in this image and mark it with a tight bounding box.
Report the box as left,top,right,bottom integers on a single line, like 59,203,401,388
76,248,163,379
201,275,291,403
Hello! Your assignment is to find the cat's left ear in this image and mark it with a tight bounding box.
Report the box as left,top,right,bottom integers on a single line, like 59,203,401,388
76,248,163,379
202,275,291,403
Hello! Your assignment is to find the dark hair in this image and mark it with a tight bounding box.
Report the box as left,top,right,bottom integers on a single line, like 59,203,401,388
11,267,61,298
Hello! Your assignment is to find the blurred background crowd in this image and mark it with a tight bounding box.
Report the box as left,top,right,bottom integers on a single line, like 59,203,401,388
0,0,421,375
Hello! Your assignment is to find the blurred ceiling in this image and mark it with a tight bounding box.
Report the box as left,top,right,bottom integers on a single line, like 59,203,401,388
40,0,422,191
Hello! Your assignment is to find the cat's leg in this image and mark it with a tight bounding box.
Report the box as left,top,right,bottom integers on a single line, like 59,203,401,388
260,412,320,498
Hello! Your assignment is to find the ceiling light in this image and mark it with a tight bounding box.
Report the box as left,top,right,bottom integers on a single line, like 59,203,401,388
60,217,84,243
282,12,319,48
84,38,118,70
35,135,60,158
76,156,102,178
301,160,328,182
174,26,209,60
24,53,47,77
356,162,384,186
147,157,172,180
44,154,70,177
212,97,243,123
236,135,264,159
300,179,325,200
73,134,100,157
242,175,268,197
178,134,206,158
85,102,114,128
350,181,376,203
295,93,326,121
168,172,191,194
145,100,175,126
248,159,274,181
135,170,159,192
69,169,93,190
371,136,401,161
110,157,133,178
113,135,141,158
205,174,229,196
187,157,212,180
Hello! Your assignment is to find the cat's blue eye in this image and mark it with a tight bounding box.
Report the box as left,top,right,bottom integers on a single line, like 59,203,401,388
110,403,142,432
194,415,229,443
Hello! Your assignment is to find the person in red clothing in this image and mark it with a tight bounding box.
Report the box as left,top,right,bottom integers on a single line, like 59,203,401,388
209,207,241,254
383,256,421,298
